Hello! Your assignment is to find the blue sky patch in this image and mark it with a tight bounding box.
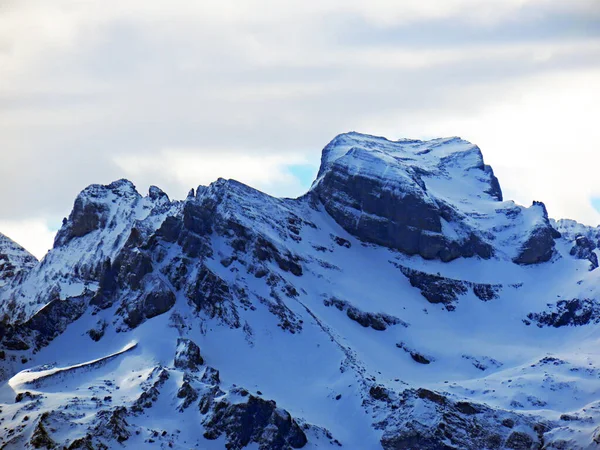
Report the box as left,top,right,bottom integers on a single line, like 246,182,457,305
288,164,319,190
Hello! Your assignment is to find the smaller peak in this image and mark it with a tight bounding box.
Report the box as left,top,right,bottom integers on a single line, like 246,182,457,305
79,179,139,200
201,178,261,200
148,185,169,202
107,179,138,194
531,200,549,218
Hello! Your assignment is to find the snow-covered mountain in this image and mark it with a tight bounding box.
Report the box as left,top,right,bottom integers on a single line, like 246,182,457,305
1,132,600,449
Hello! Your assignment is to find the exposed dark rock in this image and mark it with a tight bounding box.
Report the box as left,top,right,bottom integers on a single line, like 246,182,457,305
398,265,468,306
323,297,406,330
30,414,57,449
199,386,226,415
505,431,534,449
123,277,176,329
201,367,221,385
140,282,176,319
174,338,204,372
254,237,302,276
332,235,351,248
502,418,515,428
0,233,37,286
18,291,90,349
154,210,212,259
155,216,183,243
54,198,109,247
410,353,430,364
484,164,503,201
472,283,501,301
68,436,100,449
94,406,131,443
131,368,169,413
114,250,153,291
202,394,307,450
513,202,557,265
176,375,199,411
526,299,600,327
570,235,598,270
455,401,479,415
369,385,391,402
90,259,118,308
186,265,239,327
461,354,503,371
87,320,107,342
396,264,502,308
182,198,216,236
416,388,447,405
3,337,30,351
148,185,169,202
15,391,40,403
54,179,139,247
396,342,432,364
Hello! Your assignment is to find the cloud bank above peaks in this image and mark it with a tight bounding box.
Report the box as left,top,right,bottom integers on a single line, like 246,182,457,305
0,0,599,257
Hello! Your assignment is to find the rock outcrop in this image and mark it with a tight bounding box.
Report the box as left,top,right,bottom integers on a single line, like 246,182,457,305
569,235,598,270
525,298,600,327
513,201,560,265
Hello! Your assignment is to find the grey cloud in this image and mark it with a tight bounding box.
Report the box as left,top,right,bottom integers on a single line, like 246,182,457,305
333,9,600,49
0,1,599,226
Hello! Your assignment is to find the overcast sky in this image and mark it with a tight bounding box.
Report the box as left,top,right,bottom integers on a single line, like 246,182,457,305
1,0,599,259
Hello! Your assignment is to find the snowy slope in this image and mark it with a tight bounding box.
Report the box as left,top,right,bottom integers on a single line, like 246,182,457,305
0,132,600,449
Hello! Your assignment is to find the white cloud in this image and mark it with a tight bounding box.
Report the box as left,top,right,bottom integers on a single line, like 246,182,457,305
0,219,56,260
113,149,312,200
362,68,600,224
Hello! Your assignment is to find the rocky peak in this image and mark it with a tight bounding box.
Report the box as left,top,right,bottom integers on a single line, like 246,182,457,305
54,179,142,248
148,185,169,203
311,132,508,261
0,233,37,289
314,132,502,201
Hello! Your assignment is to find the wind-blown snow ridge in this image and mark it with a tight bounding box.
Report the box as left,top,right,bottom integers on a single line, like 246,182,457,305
0,132,599,449
9,341,137,389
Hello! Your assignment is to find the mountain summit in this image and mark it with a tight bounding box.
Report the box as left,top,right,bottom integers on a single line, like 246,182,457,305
1,132,599,449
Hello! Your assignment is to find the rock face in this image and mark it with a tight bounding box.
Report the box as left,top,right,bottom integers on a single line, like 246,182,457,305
174,338,204,371
396,264,502,309
54,179,141,248
513,201,559,265
311,134,496,262
2,132,600,450
203,394,308,450
323,297,407,331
